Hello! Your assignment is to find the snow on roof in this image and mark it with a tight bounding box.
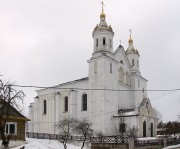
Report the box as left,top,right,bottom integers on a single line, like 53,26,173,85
113,109,138,117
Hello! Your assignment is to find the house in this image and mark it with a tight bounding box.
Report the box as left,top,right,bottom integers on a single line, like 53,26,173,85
28,6,157,138
0,99,29,147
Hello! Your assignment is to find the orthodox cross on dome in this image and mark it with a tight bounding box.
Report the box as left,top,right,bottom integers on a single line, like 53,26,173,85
120,40,121,45
101,1,105,13
129,29,132,37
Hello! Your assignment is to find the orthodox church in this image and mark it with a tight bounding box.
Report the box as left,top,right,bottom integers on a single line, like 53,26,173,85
28,6,157,138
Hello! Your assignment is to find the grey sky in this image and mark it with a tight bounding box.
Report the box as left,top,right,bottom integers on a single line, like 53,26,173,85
0,0,180,121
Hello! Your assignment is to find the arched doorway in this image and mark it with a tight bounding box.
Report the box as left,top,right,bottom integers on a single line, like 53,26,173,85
143,121,146,137
151,123,153,137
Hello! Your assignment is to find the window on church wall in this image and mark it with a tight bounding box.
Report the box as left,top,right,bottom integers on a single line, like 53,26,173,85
103,37,106,45
82,94,87,111
64,96,68,112
110,63,112,73
110,39,112,48
138,79,140,87
119,123,126,133
143,121,146,137
94,62,97,73
126,72,129,85
151,123,153,137
137,60,139,67
132,59,135,66
119,67,124,83
96,38,98,47
43,100,47,114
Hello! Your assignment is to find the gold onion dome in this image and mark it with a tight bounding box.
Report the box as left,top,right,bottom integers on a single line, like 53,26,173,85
126,35,139,55
128,36,133,43
100,11,106,19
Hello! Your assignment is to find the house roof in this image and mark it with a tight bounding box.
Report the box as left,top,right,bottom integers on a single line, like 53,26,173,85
57,77,89,86
36,77,89,92
0,99,30,121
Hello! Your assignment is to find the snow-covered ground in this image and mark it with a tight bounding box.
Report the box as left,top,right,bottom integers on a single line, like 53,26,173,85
11,138,83,149
10,137,180,149
162,144,180,149
136,137,157,140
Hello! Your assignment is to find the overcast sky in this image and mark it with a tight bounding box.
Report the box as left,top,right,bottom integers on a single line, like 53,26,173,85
0,0,180,122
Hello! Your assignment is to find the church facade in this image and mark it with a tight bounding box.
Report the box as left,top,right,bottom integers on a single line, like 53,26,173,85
28,9,157,138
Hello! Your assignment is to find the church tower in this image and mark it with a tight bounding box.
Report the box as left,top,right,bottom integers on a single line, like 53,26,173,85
88,3,115,135
126,34,140,74
92,3,114,54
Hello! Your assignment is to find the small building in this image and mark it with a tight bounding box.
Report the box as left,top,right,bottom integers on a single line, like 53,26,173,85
0,100,29,148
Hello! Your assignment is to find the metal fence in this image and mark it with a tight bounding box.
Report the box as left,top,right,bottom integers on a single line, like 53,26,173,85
135,138,180,146
26,132,129,143
27,132,180,146
135,139,163,146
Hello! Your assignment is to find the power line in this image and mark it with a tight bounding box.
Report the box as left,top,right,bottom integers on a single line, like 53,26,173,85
151,90,178,101
10,84,180,92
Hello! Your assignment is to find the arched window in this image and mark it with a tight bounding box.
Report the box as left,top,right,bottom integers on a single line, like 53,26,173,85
132,59,135,66
143,121,146,137
137,60,139,67
94,62,97,73
96,38,98,47
119,67,124,83
43,100,47,114
110,63,112,73
110,39,112,48
82,94,87,111
64,96,68,112
103,37,106,45
126,72,129,85
138,79,140,87
151,123,153,137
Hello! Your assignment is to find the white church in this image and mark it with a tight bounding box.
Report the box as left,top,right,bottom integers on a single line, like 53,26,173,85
28,6,157,138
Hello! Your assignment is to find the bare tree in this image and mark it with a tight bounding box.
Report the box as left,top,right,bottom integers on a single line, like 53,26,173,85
114,108,138,140
154,107,163,123
74,118,93,149
0,80,25,148
57,116,77,149
95,131,104,143
126,125,138,138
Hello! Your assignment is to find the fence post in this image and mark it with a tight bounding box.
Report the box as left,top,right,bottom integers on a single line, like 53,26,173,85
128,137,134,149
163,137,167,147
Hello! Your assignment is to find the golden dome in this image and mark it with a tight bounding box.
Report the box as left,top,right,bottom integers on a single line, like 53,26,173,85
128,36,133,43
100,11,106,19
